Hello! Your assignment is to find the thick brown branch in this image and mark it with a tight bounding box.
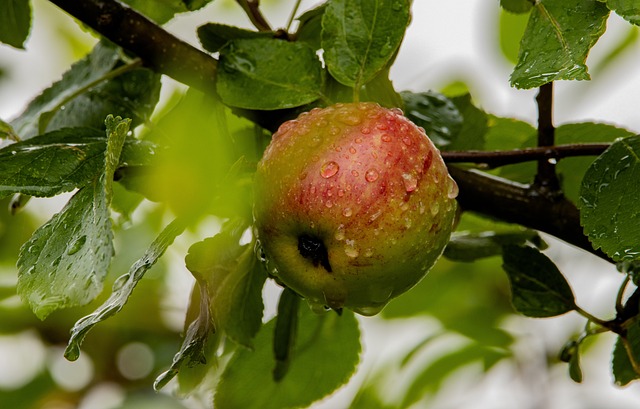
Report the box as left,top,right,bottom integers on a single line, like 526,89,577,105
441,143,610,167
48,0,217,93
448,166,611,263
535,82,561,192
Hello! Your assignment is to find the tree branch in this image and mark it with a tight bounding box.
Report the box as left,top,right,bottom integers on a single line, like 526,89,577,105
48,0,217,93
534,82,561,192
48,0,610,263
236,0,272,32
441,143,610,168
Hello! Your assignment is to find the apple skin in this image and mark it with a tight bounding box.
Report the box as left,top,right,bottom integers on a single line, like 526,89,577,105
254,102,458,316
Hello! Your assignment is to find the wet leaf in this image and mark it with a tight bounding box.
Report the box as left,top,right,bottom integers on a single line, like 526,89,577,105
444,229,545,262
321,0,410,88
510,0,609,89
217,38,324,110
607,0,640,25
400,91,463,149
198,23,274,53
502,245,577,317
579,136,640,261
500,0,534,14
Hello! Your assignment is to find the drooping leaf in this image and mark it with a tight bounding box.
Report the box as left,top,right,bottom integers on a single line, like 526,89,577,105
0,118,20,142
400,91,463,149
607,0,640,25
217,38,324,110
501,245,577,317
579,136,640,261
295,3,327,50
321,0,411,89
510,0,610,89
16,178,113,320
272,288,301,381
11,41,160,139
0,128,157,199
185,226,265,349
448,94,488,151
0,0,31,49
612,335,640,386
214,306,361,409
64,217,187,360
198,23,275,53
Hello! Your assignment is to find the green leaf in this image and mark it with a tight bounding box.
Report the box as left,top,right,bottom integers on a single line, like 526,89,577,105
0,128,157,199
510,0,610,89
16,178,113,320
215,306,361,409
448,94,488,151
400,91,463,149
321,0,411,89
560,340,584,383
0,0,31,49
0,118,20,142
217,38,324,110
501,245,577,317
612,335,640,386
186,232,266,348
579,136,640,261
499,8,531,64
607,0,640,25
198,23,275,53
104,116,131,203
444,229,544,262
501,0,534,14
11,41,161,139
120,0,212,24
272,288,301,381
64,217,187,360
295,3,327,50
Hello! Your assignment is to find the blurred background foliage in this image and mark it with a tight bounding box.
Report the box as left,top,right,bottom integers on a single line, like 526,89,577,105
2,0,640,408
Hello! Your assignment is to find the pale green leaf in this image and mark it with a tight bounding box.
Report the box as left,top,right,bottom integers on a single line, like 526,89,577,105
502,245,576,317
321,0,411,88
217,38,324,110
501,0,534,13
579,136,640,261
215,307,361,409
104,116,131,203
510,0,609,89
0,0,31,49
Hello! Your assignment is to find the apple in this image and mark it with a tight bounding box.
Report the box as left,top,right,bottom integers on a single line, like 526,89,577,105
254,102,458,316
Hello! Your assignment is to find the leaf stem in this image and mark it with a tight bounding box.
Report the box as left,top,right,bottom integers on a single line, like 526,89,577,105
616,276,631,315
574,304,612,330
285,0,303,33
236,0,272,32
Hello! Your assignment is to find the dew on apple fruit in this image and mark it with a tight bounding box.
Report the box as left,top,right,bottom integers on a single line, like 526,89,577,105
352,304,385,316
402,173,418,192
381,134,392,142
337,109,362,126
430,201,440,216
364,248,374,257
351,170,359,177
349,147,357,154
402,136,412,146
365,169,379,183
342,207,353,217
447,176,459,199
344,240,359,258
325,200,334,208
334,225,346,241
320,161,339,178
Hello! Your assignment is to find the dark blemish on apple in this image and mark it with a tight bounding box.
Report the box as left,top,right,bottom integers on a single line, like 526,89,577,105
298,234,333,273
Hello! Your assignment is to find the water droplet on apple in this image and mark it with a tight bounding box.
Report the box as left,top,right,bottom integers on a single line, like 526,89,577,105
404,217,412,229
334,225,345,241
369,209,382,222
381,134,392,142
360,127,371,135
402,136,412,146
365,169,379,183
352,304,385,316
349,147,357,154
337,188,345,197
325,200,334,208
391,107,404,116
376,122,388,131
299,171,308,180
402,173,418,192
351,170,359,177
427,202,439,218
337,110,362,126
342,207,353,217
447,177,459,199
364,248,374,257
344,240,359,258
320,161,339,178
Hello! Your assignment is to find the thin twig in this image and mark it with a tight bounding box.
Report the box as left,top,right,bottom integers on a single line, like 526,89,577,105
534,82,561,192
441,143,610,167
237,0,272,32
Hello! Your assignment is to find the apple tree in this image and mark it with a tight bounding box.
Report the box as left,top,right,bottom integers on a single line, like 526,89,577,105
1,0,640,407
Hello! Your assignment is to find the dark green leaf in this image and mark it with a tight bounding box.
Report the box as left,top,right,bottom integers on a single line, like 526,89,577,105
64,217,187,360
510,0,610,89
607,0,640,25
120,0,212,24
272,288,301,381
502,245,577,317
0,128,157,199
16,178,113,320
501,0,534,14
561,340,583,382
612,335,640,386
295,3,327,50
579,136,640,261
215,306,361,409
11,41,160,139
0,0,31,49
198,23,275,53
444,229,544,262
217,38,324,110
401,91,463,149
321,0,410,88
448,94,488,151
